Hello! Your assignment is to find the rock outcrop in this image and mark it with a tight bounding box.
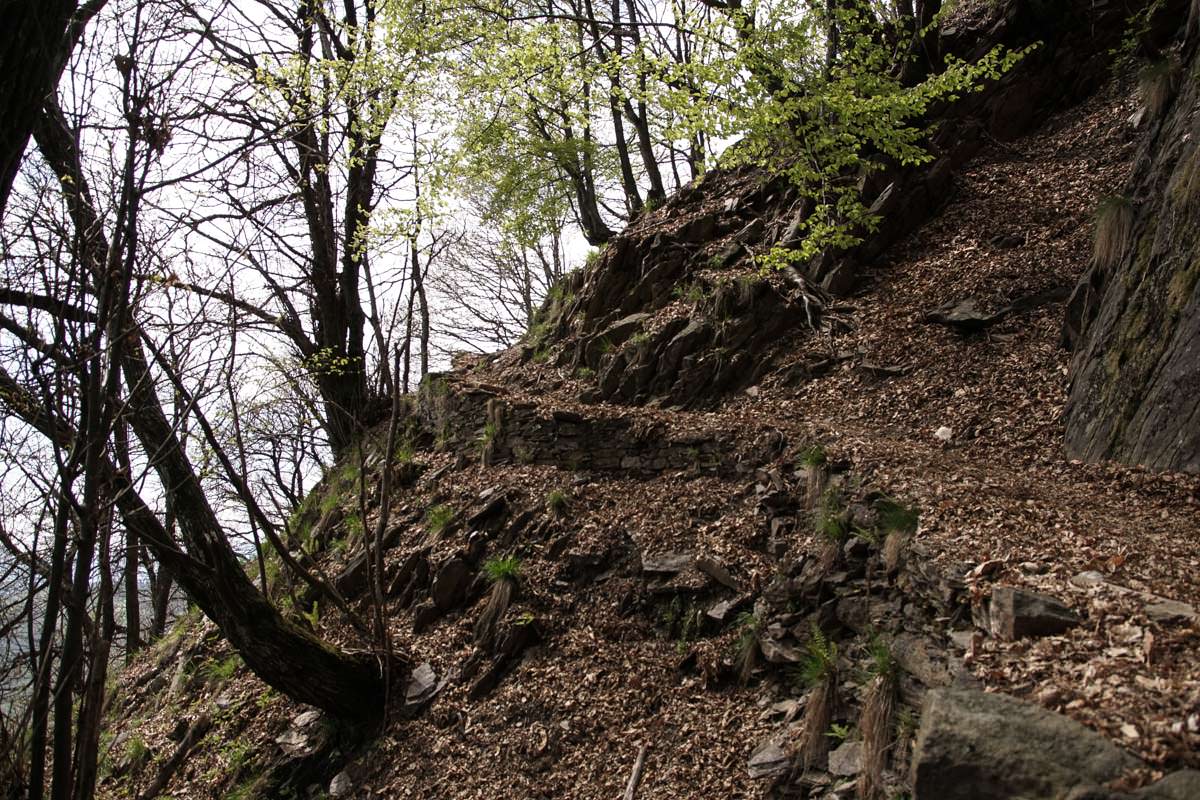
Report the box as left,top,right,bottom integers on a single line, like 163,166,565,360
1066,29,1200,473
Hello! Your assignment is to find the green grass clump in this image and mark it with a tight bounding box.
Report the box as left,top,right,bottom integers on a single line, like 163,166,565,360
425,504,454,535
126,734,149,765
875,497,919,535
198,654,241,685
672,281,707,305
545,489,569,516
815,489,850,542
799,444,828,468
734,610,763,685
483,555,522,583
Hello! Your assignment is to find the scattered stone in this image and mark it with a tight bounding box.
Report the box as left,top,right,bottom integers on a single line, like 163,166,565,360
828,740,862,777
748,739,790,779
934,426,953,442
990,585,1080,640
274,728,309,754
707,595,750,623
1072,570,1107,588
893,633,953,688
696,554,740,591
1144,599,1197,624
925,297,1004,334
405,662,439,707
759,636,805,664
641,551,693,574
329,771,353,798
412,601,440,634
948,630,975,651
912,688,1136,800
1137,770,1200,799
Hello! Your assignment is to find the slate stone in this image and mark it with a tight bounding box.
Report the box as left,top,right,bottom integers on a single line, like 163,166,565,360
748,739,790,779
405,662,438,706
329,771,352,798
1144,599,1197,624
641,551,693,574
696,554,740,591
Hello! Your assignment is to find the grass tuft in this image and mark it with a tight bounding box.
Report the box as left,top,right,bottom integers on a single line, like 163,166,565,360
198,654,241,685
425,504,454,535
796,626,839,771
1092,195,1134,270
734,611,763,685
545,489,569,517
483,555,522,583
875,497,918,535
1138,56,1180,119
798,444,828,468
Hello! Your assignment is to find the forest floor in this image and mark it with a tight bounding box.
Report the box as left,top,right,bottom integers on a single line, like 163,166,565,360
102,72,1200,800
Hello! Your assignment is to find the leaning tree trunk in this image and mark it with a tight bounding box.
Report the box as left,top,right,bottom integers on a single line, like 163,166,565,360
120,341,386,723
30,97,387,725
0,0,79,213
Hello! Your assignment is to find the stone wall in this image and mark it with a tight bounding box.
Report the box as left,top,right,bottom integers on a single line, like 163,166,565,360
415,375,779,477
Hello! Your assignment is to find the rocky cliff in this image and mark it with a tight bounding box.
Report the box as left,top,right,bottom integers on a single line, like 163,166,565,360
1065,27,1200,473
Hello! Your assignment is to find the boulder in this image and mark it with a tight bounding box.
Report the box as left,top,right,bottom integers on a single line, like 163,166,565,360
912,688,1137,800
990,586,1080,640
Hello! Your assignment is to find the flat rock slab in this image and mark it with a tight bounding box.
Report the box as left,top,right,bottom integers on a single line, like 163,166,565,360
642,551,694,574
912,688,1137,800
748,739,790,780
990,585,1080,639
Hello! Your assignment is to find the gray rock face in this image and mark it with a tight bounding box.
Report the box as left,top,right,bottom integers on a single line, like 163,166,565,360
1064,41,1200,474
990,586,1080,640
912,688,1137,800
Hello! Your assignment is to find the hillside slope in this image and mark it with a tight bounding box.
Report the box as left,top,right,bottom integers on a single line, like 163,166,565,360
96,5,1200,800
